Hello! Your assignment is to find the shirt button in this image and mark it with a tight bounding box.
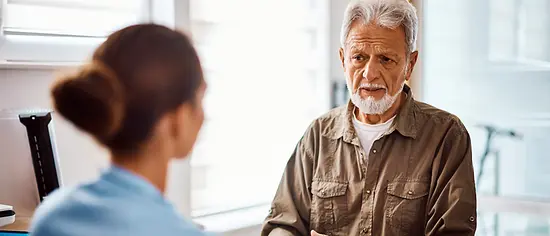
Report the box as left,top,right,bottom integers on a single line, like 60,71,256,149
366,190,371,194
469,216,475,222
407,190,414,195
372,149,377,154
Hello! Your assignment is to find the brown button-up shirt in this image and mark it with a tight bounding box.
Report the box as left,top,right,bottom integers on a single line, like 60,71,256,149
262,85,477,236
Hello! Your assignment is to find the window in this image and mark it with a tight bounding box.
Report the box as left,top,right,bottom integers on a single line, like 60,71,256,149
189,0,330,216
0,0,150,63
488,0,550,66
423,0,550,235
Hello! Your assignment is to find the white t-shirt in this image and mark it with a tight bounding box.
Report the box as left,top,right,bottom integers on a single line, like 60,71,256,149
352,113,395,159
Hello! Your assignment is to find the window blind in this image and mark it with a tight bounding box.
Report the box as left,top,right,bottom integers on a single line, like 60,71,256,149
1,0,149,38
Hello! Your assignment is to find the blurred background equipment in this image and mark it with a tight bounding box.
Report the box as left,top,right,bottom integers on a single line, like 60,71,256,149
0,110,61,233
0,204,15,228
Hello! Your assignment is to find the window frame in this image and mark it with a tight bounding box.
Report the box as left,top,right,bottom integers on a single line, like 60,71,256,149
149,0,194,218
0,0,167,65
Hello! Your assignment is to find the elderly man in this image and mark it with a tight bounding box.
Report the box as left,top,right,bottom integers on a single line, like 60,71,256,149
261,0,476,235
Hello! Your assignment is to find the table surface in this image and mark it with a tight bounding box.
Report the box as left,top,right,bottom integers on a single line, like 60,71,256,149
0,216,30,232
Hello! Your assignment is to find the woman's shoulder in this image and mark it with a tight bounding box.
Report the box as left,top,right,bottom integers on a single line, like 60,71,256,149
29,183,213,236
29,186,80,235
29,181,127,235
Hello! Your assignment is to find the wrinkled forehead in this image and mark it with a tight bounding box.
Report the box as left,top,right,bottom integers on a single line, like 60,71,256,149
348,44,400,58
344,22,408,55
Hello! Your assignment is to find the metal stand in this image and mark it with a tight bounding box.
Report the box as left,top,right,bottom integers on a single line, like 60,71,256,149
19,112,60,201
476,125,522,236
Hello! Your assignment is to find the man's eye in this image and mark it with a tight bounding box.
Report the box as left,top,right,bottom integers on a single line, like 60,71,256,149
380,56,393,64
352,55,364,61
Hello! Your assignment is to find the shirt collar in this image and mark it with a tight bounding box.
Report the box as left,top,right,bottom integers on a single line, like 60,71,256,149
324,84,419,144
392,84,418,139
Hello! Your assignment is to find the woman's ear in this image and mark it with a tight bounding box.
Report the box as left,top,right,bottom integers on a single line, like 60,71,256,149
169,103,197,157
170,103,192,139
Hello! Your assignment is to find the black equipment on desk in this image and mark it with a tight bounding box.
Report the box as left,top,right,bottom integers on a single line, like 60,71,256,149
19,112,61,201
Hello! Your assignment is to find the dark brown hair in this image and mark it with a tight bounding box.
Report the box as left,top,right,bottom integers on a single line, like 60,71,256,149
52,24,203,154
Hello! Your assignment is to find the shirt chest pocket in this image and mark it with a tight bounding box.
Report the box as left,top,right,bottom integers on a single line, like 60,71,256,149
310,180,349,231
385,181,429,235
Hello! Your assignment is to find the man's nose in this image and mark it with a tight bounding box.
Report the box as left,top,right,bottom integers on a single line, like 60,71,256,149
362,60,381,81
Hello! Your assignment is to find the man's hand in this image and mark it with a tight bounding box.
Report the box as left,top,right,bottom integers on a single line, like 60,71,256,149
311,230,327,236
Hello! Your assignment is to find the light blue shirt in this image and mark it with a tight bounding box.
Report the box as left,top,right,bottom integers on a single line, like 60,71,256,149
30,166,210,236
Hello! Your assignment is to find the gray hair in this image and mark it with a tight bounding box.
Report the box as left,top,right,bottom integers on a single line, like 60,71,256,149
340,0,418,53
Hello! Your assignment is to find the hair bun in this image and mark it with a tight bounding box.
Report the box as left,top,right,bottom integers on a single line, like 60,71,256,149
52,61,125,142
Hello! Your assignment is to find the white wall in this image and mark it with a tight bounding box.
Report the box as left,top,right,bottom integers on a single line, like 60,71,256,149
0,68,109,187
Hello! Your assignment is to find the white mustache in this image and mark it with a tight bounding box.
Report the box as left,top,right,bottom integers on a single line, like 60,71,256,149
358,83,386,90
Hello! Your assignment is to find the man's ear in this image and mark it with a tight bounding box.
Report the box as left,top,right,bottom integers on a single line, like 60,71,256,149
339,47,345,70
406,51,419,81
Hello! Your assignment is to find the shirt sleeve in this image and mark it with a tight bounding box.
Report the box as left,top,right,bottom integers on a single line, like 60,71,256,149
261,129,315,236
425,120,477,236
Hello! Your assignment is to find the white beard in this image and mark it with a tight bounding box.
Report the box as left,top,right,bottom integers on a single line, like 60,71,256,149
348,81,405,115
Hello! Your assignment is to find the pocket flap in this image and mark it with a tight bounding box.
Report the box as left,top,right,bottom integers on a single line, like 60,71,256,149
387,181,429,200
311,181,348,198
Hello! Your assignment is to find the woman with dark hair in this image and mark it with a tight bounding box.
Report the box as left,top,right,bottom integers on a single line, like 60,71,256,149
30,24,208,236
